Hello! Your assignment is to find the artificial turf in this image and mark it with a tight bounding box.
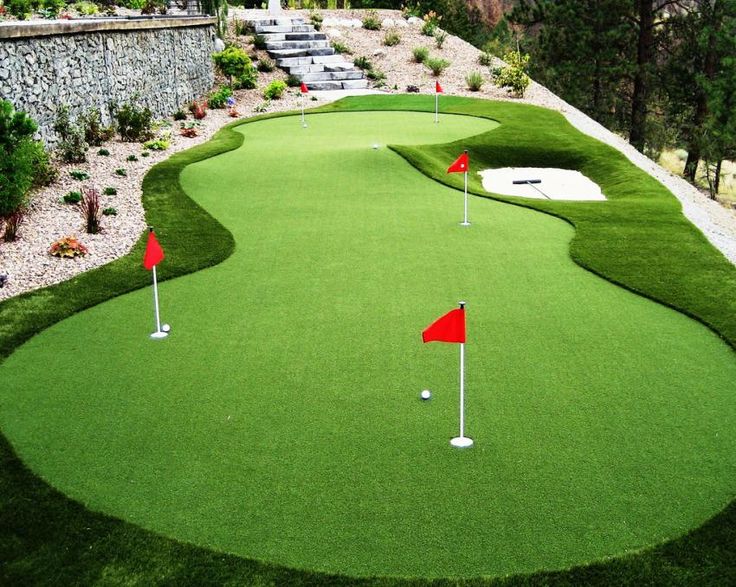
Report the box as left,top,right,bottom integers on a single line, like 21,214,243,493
2,105,736,583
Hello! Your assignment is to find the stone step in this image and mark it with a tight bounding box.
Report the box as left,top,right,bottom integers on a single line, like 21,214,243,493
306,79,369,91
300,71,364,82
284,32,327,41
275,56,314,67
249,18,305,27
265,40,330,51
268,47,335,58
285,64,326,74
324,62,355,72
311,54,347,64
255,24,312,34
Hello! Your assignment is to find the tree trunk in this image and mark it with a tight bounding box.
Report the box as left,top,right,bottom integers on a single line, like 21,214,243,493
629,0,654,152
714,159,722,194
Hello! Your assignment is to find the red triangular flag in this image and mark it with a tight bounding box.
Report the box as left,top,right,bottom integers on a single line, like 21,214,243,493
447,151,469,174
435,80,443,93
143,230,164,270
422,308,466,343
300,82,309,94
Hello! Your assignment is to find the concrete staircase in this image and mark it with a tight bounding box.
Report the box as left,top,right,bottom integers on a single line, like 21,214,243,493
250,17,368,91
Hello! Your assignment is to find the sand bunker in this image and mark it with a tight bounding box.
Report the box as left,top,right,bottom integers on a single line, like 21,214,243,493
478,167,606,201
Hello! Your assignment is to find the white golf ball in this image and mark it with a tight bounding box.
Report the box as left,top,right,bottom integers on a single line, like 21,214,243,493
161,323,171,333
372,144,380,150
421,389,431,400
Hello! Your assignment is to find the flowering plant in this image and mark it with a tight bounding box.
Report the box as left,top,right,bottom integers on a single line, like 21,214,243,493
49,236,88,258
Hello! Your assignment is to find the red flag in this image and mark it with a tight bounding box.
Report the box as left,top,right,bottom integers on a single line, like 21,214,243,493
435,80,444,93
447,151,469,174
143,230,164,270
300,82,309,94
422,308,466,343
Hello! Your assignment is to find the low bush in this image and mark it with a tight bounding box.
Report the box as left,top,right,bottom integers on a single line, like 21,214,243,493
80,187,102,234
126,154,138,162
69,170,89,181
102,207,117,216
173,109,187,121
3,210,25,242
353,56,373,70
30,141,58,188
257,58,275,73
40,0,66,18
285,74,301,88
103,187,117,195
493,51,531,97
383,30,401,46
208,86,233,109
236,66,258,90
63,191,82,204
114,100,153,142
331,40,352,54
213,46,254,85
80,108,114,147
309,11,323,31
54,106,87,163
366,69,386,82
49,235,87,258
115,168,127,177
425,56,450,76
7,0,32,19
143,138,169,151
263,80,287,100
478,51,493,66
97,148,110,156
72,0,97,15
412,46,429,63
252,34,267,50
362,10,381,30
466,71,484,91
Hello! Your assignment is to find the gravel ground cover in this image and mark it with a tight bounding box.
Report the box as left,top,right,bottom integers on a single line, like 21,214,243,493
2,8,735,302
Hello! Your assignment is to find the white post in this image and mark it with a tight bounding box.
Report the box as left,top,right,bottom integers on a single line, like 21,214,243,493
451,302,472,447
267,0,280,15
301,96,307,128
460,171,470,226
435,92,439,124
150,265,168,339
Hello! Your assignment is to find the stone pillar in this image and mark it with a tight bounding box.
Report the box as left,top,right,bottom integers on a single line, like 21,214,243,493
267,0,281,15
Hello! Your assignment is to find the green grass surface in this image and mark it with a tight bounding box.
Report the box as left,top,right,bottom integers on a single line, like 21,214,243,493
2,96,736,585
2,106,736,582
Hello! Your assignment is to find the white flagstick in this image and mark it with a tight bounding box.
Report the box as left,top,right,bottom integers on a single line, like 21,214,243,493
451,301,472,447
150,264,168,339
301,94,307,128
435,91,439,124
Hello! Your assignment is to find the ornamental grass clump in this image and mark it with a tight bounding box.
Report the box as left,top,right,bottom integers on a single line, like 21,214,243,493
2,209,25,242
362,10,381,30
80,187,102,234
353,56,373,71
412,46,429,63
434,30,447,49
466,71,484,91
425,56,450,76
383,30,401,46
49,235,87,258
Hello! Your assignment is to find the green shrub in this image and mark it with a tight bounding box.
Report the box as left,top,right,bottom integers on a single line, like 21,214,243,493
53,106,88,163
466,71,484,91
30,141,58,188
362,10,381,30
412,46,429,63
353,56,373,70
478,51,493,67
114,100,153,142
97,148,110,156
233,19,253,36
103,187,117,195
285,74,301,88
383,30,401,46
40,0,66,18
366,69,386,82
213,46,256,86
425,56,450,76
262,80,287,100
421,10,441,36
257,58,275,73
208,86,233,109
309,10,322,31
63,190,81,204
253,100,270,113
493,51,531,97
235,65,258,90
173,109,187,121
121,0,145,7
80,108,114,147
102,207,117,216
143,138,169,151
69,170,89,181
434,30,447,49
7,0,32,19
141,151,150,157
72,0,98,14
115,168,127,177
331,40,352,54
126,154,138,162
252,34,267,50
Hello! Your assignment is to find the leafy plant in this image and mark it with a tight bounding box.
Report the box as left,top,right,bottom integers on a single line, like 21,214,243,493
3,209,25,242
383,30,401,46
421,10,441,36
49,235,87,258
69,170,89,181
114,100,154,142
466,71,484,91
173,109,187,121
72,0,98,14
252,34,267,50
126,154,138,162
263,80,287,100
103,187,117,195
143,138,169,151
7,0,32,19
406,84,420,93
362,10,381,30
331,40,352,54
63,191,82,204
141,151,150,157
30,141,58,188
257,58,275,73
478,51,493,67
285,74,301,88
309,10,322,31
353,56,373,70
180,122,200,138
208,86,233,109
253,100,270,113
233,18,253,36
367,69,386,82
102,207,117,216
54,106,88,163
493,51,531,97
97,148,110,156
80,108,114,147
40,0,66,18
115,168,127,177
425,56,450,76
236,66,258,90
434,30,447,49
412,46,429,63
80,188,102,234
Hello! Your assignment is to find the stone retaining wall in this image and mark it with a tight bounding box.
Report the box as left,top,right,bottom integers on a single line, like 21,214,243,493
0,17,217,142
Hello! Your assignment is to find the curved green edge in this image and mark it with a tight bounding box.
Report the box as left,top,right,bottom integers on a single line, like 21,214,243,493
1,95,736,585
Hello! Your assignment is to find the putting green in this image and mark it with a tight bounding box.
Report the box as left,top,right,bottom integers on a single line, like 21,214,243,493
2,110,736,579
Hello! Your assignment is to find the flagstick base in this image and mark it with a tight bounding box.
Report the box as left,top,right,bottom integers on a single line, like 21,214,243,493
459,221,471,227
150,331,169,340
451,436,473,448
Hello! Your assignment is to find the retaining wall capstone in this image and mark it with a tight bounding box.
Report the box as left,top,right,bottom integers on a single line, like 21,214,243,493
0,17,217,143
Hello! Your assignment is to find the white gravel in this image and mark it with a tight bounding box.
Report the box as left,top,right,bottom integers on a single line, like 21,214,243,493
2,8,735,301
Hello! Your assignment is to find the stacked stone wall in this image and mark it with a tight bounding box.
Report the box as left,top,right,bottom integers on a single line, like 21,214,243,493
0,18,216,142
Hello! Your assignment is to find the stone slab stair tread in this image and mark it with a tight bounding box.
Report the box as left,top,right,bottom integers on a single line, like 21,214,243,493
247,16,364,91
